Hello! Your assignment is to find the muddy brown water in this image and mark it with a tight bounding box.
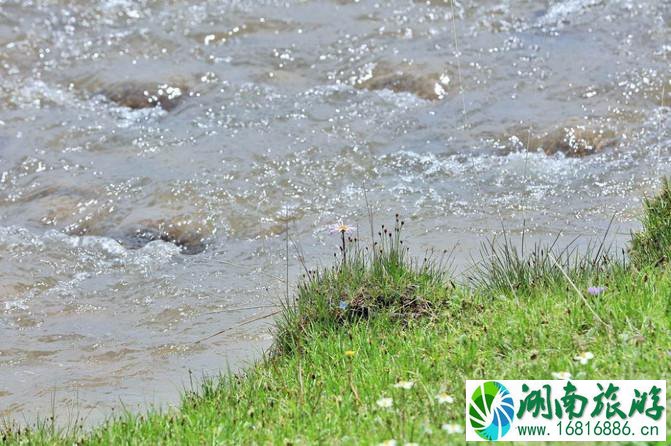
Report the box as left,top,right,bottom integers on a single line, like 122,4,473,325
0,0,669,426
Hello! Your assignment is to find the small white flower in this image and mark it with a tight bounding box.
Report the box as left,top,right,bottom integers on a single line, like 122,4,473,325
393,380,415,390
435,393,454,404
376,397,394,408
441,423,464,434
574,351,594,365
329,222,355,234
378,441,396,446
552,371,572,380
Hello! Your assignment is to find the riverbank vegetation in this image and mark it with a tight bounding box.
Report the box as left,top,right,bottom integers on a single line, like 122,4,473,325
2,184,671,445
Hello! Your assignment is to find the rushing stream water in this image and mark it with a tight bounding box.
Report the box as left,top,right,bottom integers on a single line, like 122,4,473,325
0,0,669,425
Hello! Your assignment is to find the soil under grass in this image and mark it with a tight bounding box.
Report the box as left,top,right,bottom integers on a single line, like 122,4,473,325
2,192,671,445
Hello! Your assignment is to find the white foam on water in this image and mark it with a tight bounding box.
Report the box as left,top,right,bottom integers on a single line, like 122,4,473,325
374,88,427,108
495,150,583,179
13,80,78,109
1,226,181,268
136,240,182,261
382,150,467,177
0,225,45,249
536,0,604,27
4,299,29,311
105,101,167,128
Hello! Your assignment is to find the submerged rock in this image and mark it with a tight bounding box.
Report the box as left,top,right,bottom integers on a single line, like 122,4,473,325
189,18,294,45
356,64,451,101
16,184,208,255
502,120,619,157
113,219,210,255
100,82,188,111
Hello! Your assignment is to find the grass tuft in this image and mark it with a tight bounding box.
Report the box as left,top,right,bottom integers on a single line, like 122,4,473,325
630,177,671,268
469,234,621,296
275,217,453,355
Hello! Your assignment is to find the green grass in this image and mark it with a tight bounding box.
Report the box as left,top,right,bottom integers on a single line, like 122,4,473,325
3,192,671,445
631,177,671,269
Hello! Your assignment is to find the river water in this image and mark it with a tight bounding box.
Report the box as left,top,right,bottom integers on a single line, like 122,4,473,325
0,0,669,425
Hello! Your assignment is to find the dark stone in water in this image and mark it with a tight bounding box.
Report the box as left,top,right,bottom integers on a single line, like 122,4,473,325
120,227,163,250
101,82,188,111
538,126,617,157
502,120,619,158
356,64,450,101
115,223,207,255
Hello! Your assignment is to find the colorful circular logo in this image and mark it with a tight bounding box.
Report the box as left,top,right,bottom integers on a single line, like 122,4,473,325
468,381,515,441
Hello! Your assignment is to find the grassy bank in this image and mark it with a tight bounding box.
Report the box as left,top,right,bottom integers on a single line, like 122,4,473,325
3,186,671,445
